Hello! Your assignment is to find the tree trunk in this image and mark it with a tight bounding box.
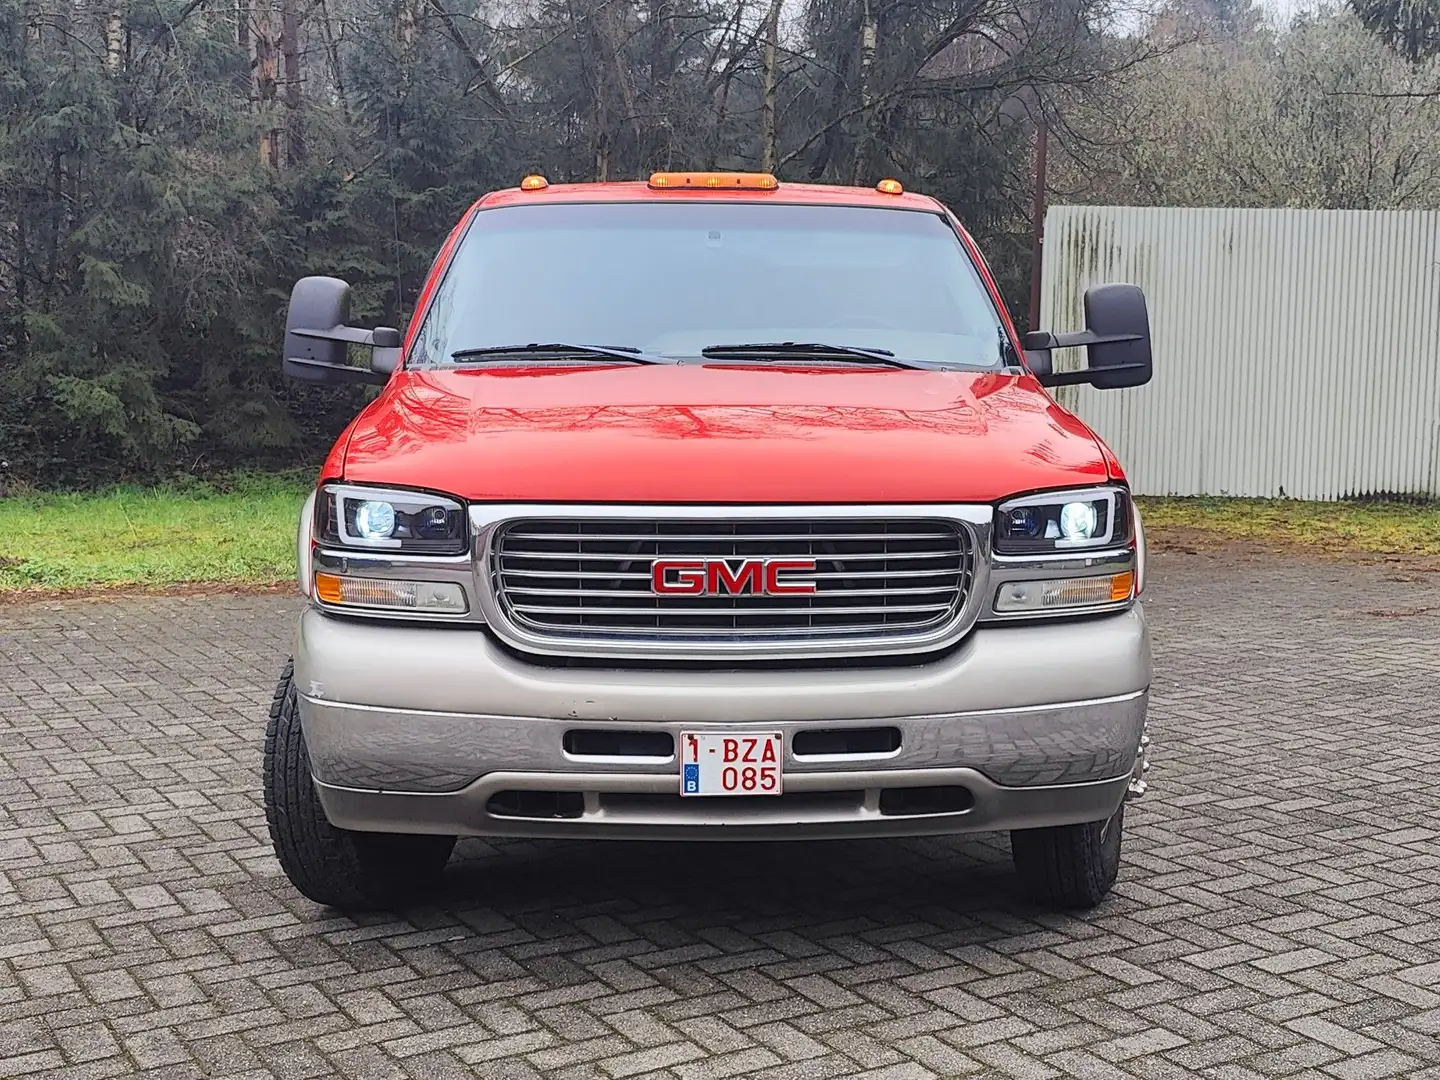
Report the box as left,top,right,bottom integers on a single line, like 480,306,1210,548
236,0,251,99
105,10,123,72
760,0,782,173
254,0,279,169
595,95,610,180
317,0,349,123
48,153,62,286
807,20,853,180
707,0,744,169
649,0,670,88
398,0,418,49
852,0,878,186
280,0,303,166
648,0,673,165
598,5,641,143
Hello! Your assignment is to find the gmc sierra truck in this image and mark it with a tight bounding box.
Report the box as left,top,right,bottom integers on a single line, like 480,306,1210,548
265,171,1154,913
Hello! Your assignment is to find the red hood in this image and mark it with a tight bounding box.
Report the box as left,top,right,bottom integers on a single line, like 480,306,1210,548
335,366,1113,503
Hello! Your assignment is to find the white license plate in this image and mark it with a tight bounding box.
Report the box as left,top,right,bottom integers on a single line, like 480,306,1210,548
679,732,783,796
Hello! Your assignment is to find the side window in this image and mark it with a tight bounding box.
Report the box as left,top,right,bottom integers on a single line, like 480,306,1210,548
404,213,475,363
954,226,1009,323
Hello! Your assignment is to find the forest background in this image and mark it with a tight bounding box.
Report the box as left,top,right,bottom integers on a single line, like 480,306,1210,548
1,0,1438,489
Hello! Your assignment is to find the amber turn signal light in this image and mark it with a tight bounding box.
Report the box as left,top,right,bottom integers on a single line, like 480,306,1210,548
648,171,779,191
993,571,1135,614
1109,571,1135,602
315,572,344,604
314,572,469,614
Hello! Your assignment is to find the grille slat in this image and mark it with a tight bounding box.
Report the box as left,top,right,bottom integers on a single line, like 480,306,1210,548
490,516,972,656
503,585,956,599
503,530,957,543
511,602,956,616
498,566,962,582
486,618,958,638
495,548,959,563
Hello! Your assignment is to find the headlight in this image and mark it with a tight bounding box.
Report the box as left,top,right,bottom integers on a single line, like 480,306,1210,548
316,484,468,555
994,487,1132,555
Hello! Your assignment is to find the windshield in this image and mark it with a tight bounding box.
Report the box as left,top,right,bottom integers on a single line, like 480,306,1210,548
408,202,1011,370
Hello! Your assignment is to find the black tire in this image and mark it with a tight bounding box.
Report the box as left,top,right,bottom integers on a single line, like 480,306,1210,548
1010,802,1124,910
263,658,456,911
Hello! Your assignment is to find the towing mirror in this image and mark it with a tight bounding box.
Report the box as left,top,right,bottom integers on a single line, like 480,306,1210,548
1022,283,1153,390
282,276,401,387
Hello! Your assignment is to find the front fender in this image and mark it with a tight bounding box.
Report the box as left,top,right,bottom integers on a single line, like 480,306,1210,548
296,489,317,599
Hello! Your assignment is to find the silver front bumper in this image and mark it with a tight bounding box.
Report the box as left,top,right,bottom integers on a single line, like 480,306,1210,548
313,767,1135,842
293,603,1152,839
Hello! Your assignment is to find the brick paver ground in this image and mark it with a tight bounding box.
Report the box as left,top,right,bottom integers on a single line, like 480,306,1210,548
3,549,1440,1079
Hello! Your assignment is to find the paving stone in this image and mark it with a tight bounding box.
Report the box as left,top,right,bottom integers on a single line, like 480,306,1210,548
2,551,1440,1078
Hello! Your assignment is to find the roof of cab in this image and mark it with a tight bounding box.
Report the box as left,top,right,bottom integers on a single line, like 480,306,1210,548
472,179,946,214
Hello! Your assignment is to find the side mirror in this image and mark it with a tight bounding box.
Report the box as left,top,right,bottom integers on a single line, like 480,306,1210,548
282,276,400,387
1022,283,1153,390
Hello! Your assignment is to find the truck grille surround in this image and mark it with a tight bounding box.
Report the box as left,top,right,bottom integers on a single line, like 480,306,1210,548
488,516,974,658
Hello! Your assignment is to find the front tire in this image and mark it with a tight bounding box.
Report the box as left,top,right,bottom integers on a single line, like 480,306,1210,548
1010,802,1125,910
263,658,456,911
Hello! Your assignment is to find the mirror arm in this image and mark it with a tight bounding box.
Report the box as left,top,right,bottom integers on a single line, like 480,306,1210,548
1035,362,1151,388
284,357,390,386
287,323,403,383
290,325,386,347
1023,330,1144,351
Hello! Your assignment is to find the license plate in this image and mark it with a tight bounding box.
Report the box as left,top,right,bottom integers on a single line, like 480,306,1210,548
679,732,783,796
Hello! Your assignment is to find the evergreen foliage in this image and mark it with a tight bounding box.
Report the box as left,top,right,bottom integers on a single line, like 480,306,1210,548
0,0,1155,485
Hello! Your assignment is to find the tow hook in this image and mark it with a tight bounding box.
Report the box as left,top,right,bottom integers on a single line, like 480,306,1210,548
1126,726,1151,802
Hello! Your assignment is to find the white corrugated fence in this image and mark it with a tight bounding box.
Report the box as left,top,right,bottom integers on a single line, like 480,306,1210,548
1037,205,1440,500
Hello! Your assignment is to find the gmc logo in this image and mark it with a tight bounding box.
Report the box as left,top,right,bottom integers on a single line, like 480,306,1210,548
651,558,818,596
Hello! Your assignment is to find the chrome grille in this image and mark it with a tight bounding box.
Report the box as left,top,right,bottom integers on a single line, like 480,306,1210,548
490,517,972,653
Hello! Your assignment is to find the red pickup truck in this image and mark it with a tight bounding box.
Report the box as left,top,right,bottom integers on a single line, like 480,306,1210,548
266,171,1154,913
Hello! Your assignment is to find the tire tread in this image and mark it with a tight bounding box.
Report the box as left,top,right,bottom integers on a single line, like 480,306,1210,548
262,658,454,910
1010,805,1124,910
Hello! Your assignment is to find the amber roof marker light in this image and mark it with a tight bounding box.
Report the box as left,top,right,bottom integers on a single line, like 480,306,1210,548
648,171,779,191
519,174,549,191
876,178,905,195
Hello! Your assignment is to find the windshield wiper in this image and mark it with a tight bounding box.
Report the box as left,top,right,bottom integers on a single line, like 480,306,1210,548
698,342,939,370
450,343,678,365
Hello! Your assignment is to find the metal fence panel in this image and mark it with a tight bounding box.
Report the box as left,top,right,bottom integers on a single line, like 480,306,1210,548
1038,205,1440,500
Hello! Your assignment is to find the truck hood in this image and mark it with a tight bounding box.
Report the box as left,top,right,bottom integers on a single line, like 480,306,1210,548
337,366,1112,503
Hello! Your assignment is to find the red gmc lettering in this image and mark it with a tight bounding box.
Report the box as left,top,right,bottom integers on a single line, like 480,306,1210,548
651,560,707,594
651,558,817,596
764,560,817,595
708,561,763,595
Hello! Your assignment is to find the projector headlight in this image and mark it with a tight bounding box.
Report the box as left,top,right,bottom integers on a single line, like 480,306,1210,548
994,487,1132,555
316,484,468,555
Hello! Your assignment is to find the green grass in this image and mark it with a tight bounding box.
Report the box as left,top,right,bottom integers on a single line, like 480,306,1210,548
1139,496,1440,557
1,477,1437,598
0,471,311,596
